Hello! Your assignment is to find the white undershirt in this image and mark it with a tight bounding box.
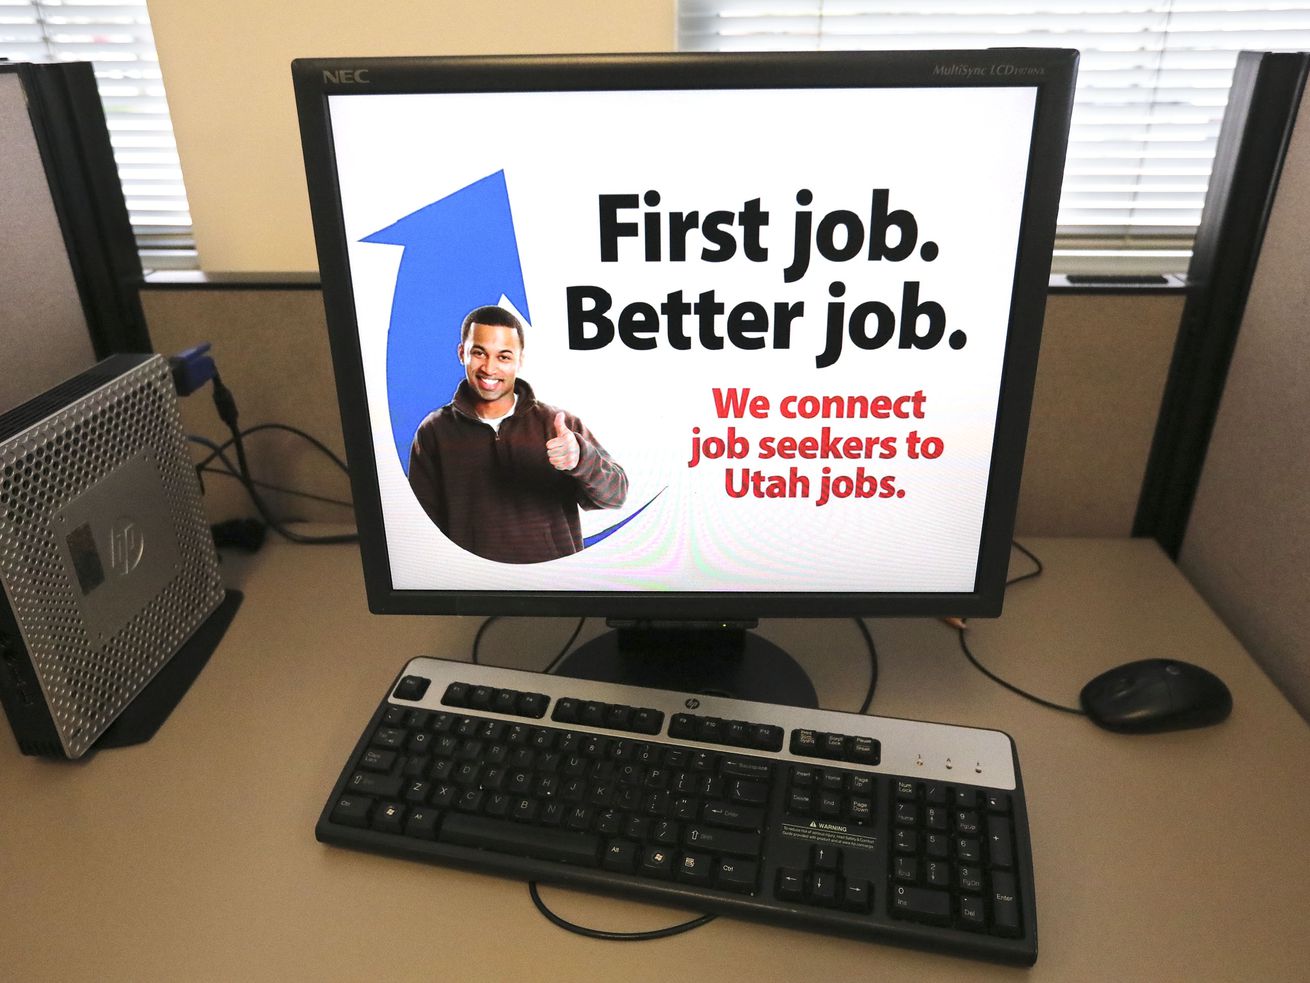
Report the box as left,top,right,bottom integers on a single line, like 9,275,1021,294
479,394,518,433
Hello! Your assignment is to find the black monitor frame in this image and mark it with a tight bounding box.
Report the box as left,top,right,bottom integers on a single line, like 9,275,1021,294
293,49,1076,622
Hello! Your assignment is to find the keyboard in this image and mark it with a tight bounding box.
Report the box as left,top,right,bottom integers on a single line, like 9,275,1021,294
317,657,1038,965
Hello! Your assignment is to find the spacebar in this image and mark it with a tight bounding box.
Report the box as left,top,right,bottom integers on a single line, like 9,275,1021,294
438,814,601,866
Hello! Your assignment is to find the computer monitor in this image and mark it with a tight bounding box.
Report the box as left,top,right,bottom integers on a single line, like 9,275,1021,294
292,50,1076,704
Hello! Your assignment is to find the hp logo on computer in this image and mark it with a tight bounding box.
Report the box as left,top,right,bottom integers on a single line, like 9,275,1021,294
110,518,144,576
685,698,700,709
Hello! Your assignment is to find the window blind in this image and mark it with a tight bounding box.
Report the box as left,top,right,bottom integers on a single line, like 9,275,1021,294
679,1,1310,273
0,0,193,265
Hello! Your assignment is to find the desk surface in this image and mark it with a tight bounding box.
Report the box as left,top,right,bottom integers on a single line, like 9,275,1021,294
2,537,1307,982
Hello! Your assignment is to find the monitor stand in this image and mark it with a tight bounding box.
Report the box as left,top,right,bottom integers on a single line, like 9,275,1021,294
552,622,818,709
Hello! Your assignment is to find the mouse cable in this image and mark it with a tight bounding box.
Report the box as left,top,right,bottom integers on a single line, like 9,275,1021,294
956,541,1084,716
853,617,879,714
528,882,716,941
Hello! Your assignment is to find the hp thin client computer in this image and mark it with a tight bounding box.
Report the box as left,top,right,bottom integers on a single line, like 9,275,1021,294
293,50,1075,964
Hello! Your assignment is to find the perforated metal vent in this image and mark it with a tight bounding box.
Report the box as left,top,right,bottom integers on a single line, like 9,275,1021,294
0,356,224,758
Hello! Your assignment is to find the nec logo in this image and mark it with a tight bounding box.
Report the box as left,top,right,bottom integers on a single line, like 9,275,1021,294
322,69,371,85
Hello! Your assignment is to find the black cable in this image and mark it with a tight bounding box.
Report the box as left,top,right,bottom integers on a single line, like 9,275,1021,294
191,437,360,539
852,617,878,714
465,616,712,941
955,541,1085,716
470,616,587,673
197,463,353,509
542,618,586,675
470,616,499,665
193,421,350,476
528,882,716,941
204,374,357,545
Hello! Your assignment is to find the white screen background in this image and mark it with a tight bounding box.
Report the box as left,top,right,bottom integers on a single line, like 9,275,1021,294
328,85,1037,593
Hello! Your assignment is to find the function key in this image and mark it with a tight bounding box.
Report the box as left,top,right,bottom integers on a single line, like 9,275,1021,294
631,708,663,735
605,704,633,729
695,717,724,743
751,725,784,751
393,675,430,702
441,682,469,707
724,720,750,746
518,692,548,718
492,689,518,714
581,702,606,727
669,714,695,739
552,698,580,723
468,686,494,710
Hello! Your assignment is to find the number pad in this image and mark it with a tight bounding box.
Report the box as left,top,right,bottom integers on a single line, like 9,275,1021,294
887,780,1022,938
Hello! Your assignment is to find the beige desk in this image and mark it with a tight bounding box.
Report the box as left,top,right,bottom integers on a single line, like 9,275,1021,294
2,538,1308,982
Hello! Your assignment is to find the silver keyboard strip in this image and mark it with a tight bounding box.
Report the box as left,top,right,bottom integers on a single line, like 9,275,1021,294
390,656,1017,790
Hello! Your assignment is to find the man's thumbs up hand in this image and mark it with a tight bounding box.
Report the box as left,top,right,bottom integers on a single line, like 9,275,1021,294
546,410,580,471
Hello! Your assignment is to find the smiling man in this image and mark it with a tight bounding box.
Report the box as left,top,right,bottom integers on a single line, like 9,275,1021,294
407,305,628,564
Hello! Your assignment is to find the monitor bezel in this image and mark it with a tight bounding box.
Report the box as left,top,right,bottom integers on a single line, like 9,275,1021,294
292,49,1076,619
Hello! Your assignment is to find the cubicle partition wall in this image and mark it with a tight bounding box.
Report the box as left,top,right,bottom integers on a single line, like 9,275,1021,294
0,61,149,414
1176,52,1310,722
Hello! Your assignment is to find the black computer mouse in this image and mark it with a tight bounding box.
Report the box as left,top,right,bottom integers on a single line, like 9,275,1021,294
1080,658,1232,734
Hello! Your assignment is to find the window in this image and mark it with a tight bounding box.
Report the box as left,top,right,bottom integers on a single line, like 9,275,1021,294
679,1,1310,274
0,0,194,268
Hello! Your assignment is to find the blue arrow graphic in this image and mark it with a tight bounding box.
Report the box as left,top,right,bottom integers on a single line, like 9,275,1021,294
364,170,531,471
365,170,657,557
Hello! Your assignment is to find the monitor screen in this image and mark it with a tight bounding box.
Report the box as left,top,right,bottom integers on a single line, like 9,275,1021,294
293,51,1075,621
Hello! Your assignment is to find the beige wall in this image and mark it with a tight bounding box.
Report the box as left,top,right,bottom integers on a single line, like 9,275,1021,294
141,287,1183,537
146,0,675,273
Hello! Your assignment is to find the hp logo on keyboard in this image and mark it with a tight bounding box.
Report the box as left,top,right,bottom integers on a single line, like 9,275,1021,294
684,698,700,709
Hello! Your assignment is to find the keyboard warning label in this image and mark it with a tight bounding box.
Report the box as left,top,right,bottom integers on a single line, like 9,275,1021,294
781,820,877,850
